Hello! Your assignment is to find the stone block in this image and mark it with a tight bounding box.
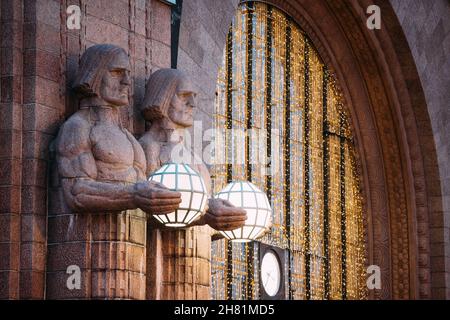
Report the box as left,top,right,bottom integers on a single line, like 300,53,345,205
46,269,91,299
23,103,62,134
32,0,60,29
196,284,210,299
20,214,47,243
0,214,20,242
135,8,146,37
20,241,46,271
22,158,48,187
1,47,23,76
0,186,21,214
151,0,171,46
47,242,89,272
0,76,22,104
47,214,90,243
48,189,73,217
23,76,63,109
0,242,20,270
129,271,146,299
0,103,22,131
0,270,19,299
0,21,23,49
21,186,47,215
23,22,60,53
22,131,54,161
23,50,60,82
19,270,45,299
431,256,448,272
0,159,22,186
129,212,146,245
86,0,129,28
85,15,129,50
431,271,448,288
134,34,146,61
151,40,171,69
91,270,128,299
195,257,211,286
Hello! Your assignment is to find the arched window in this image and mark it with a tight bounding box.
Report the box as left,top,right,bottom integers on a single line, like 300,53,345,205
211,2,366,300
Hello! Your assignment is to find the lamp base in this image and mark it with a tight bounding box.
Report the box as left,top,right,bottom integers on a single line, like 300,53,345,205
165,223,188,228
229,238,253,243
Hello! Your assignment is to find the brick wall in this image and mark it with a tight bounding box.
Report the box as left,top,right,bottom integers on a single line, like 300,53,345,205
1,0,449,300
0,0,173,299
0,0,24,300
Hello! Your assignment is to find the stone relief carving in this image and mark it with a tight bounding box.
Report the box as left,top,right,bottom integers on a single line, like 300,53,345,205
139,68,247,231
55,44,182,216
48,46,246,299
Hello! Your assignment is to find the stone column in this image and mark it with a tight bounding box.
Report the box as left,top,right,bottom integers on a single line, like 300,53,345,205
0,0,24,299
46,182,147,299
146,226,211,300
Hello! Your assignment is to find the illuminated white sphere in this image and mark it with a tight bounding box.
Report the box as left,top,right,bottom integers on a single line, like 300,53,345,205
215,181,272,242
148,163,208,227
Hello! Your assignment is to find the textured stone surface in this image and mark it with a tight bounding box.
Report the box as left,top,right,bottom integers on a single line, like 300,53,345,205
1,0,449,300
390,0,450,299
0,0,174,300
177,0,240,146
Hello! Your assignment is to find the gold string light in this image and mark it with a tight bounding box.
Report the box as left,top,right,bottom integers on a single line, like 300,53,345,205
211,1,366,300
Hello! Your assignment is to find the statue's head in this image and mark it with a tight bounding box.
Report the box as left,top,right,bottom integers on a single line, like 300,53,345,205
73,44,131,107
141,68,196,128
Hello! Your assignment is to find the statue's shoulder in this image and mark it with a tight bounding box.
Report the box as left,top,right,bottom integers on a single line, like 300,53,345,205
60,110,91,134
56,110,92,155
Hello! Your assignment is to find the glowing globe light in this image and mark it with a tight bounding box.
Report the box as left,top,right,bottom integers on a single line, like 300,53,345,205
148,163,208,227
215,181,272,242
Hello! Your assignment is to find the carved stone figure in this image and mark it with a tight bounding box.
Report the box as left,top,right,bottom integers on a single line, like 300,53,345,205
139,68,247,299
57,44,181,215
47,44,181,299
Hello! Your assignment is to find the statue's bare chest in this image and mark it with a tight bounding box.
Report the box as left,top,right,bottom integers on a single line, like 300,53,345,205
90,124,134,166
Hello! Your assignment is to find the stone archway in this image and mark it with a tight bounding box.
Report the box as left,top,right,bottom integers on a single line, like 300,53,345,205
247,0,441,299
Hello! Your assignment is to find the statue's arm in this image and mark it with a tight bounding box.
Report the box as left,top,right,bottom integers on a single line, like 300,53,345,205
190,162,247,231
56,117,139,213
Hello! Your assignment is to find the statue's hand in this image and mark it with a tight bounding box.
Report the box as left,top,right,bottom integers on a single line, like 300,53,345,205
204,198,247,231
134,181,181,215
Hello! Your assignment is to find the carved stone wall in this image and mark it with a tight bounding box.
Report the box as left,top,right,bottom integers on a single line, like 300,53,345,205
390,0,450,299
177,0,450,299
147,0,241,300
0,0,449,299
0,0,173,299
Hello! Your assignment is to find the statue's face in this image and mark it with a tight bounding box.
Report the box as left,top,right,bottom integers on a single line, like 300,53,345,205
167,78,196,128
100,50,131,107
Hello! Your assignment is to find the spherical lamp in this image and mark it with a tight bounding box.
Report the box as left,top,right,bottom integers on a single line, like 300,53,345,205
148,163,208,227
215,181,272,242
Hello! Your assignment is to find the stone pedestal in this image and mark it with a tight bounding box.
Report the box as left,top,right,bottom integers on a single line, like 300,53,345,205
146,225,211,300
47,186,147,299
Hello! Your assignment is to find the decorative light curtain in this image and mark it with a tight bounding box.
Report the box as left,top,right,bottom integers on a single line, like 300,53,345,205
211,1,366,300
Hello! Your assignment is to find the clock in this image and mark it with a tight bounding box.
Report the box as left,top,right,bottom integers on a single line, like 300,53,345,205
259,243,286,299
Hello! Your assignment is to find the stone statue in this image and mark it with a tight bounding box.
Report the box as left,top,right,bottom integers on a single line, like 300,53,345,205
47,44,181,299
56,44,181,215
139,68,247,299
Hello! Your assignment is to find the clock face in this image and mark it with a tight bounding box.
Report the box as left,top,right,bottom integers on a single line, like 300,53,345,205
260,251,281,297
